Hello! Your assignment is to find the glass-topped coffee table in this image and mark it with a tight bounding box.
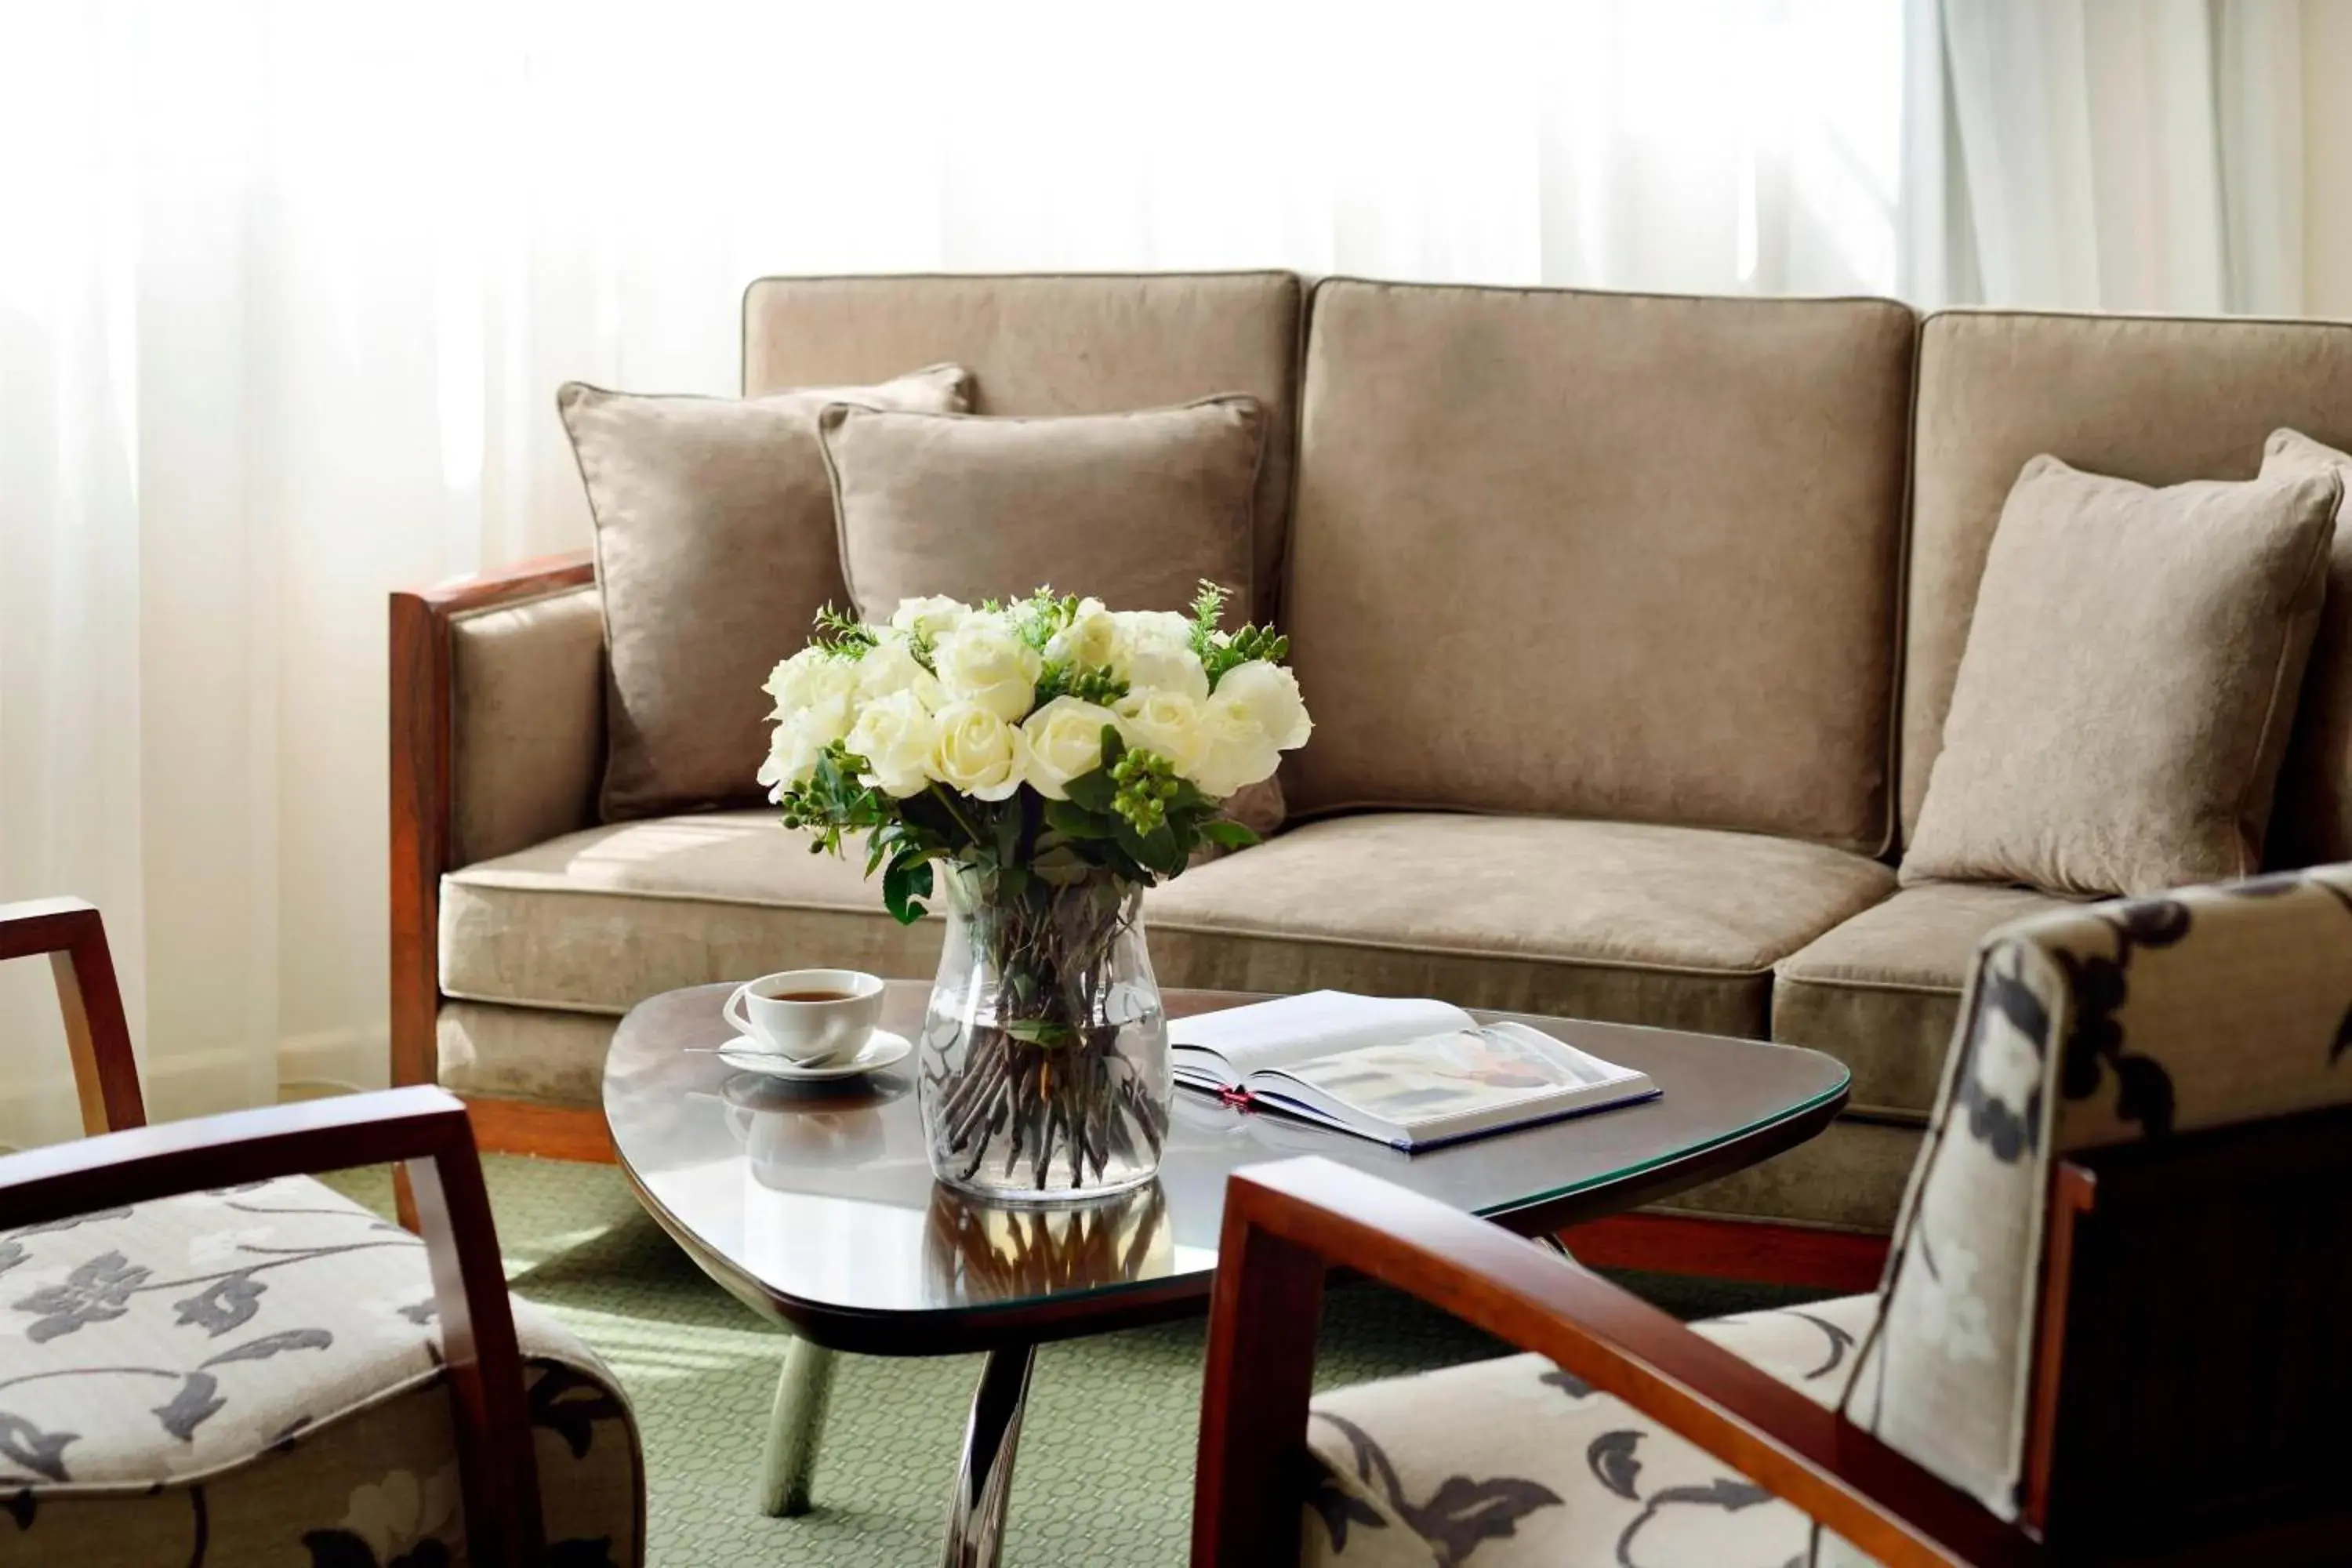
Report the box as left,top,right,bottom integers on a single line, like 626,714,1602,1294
603,982,1848,1566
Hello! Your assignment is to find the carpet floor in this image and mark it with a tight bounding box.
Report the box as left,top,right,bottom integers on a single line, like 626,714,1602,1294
322,1154,1817,1567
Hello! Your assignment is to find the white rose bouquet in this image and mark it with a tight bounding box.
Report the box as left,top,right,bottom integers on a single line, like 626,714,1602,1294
759,583,1312,1200
760,583,1311,923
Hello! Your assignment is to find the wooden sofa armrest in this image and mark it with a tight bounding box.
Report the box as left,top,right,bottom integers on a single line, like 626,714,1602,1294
0,898,144,1134
0,1086,543,1566
1192,1157,2047,1568
389,550,597,1096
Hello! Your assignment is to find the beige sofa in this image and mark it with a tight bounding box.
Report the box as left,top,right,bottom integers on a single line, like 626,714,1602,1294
390,271,2352,1269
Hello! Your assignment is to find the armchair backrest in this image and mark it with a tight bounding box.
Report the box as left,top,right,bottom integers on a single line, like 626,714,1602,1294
1843,867,2352,1554
0,896,143,1135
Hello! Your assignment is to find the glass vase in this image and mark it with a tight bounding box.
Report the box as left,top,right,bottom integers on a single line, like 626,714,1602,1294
919,863,1171,1203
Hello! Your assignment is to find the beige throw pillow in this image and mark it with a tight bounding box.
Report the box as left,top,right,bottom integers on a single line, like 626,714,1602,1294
558,366,973,821
2259,429,2352,865
816,395,1264,619
1904,454,2339,897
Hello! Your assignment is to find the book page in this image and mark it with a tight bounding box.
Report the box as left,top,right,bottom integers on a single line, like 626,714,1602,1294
1167,991,1475,1076
1273,1025,1588,1127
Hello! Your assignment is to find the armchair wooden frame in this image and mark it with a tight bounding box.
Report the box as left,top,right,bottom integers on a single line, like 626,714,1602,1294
1190,1156,2042,1568
1,898,547,1567
1196,1133,2352,1568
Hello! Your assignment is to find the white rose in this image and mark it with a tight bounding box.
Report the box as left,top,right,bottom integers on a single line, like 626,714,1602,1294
1044,597,1121,672
757,719,829,798
856,635,943,707
1213,660,1312,750
846,688,938,798
1020,696,1126,800
888,595,972,642
933,615,1044,722
1192,691,1283,798
1109,612,1209,701
928,702,1029,801
764,648,860,743
1113,689,1208,777
1113,609,1194,646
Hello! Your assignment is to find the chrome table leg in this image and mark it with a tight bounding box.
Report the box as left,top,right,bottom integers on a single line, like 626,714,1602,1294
940,1342,1036,1568
758,1336,839,1517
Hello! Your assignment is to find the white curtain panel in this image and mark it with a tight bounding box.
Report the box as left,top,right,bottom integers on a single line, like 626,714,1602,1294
1936,0,2305,312
0,0,2060,1146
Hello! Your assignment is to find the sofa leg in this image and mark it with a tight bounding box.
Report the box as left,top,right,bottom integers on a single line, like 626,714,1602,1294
1555,1212,1888,1293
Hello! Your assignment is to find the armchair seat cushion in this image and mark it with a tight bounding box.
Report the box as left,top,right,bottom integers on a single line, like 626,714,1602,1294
1770,881,2083,1120
0,1174,641,1566
1145,814,1896,1038
1301,1292,1880,1566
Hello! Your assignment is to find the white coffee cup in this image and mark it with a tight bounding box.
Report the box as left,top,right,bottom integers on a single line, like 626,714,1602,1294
724,969,885,1064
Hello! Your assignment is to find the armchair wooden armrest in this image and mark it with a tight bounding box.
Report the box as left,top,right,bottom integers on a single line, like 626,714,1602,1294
0,1087,545,1566
1192,1157,2047,1568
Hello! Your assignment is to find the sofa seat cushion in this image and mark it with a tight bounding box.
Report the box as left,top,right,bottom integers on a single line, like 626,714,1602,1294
1771,881,2082,1120
0,1174,641,1565
1144,814,1896,1039
1301,1292,1881,1566
437,1001,622,1107
440,811,945,1014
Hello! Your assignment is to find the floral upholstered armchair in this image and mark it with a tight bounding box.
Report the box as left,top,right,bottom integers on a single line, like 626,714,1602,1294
1191,869,2352,1566
0,899,645,1567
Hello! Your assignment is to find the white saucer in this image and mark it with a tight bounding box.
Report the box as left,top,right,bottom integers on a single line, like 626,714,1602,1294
715,1028,912,1081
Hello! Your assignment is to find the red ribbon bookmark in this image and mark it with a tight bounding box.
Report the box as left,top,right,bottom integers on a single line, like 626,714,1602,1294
1217,1085,1256,1110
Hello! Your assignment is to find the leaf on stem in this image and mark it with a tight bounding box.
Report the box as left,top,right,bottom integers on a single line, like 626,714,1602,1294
1199,818,1260,850
883,853,936,924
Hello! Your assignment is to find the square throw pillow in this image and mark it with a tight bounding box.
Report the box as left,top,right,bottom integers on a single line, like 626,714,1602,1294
559,365,972,821
1904,454,2339,898
2259,428,2352,866
816,395,1264,619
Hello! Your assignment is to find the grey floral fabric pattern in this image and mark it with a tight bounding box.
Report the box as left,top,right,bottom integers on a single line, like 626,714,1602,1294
1843,866,2352,1522
0,1174,642,1566
1301,1290,1880,1566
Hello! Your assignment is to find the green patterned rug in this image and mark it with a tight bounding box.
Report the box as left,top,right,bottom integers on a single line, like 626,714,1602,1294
321,1156,1809,1566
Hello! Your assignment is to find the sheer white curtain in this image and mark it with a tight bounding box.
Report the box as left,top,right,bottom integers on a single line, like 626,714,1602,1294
1931,0,2307,313
0,0,1911,1144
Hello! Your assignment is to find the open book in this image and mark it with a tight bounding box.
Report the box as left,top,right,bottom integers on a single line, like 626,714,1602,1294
1169,990,1657,1150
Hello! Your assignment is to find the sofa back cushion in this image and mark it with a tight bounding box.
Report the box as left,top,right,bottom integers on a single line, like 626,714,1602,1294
1901,310,2352,855
742,271,1302,625
1281,280,1916,852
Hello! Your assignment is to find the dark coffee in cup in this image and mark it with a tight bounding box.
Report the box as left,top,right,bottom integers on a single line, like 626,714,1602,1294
773,989,852,1003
